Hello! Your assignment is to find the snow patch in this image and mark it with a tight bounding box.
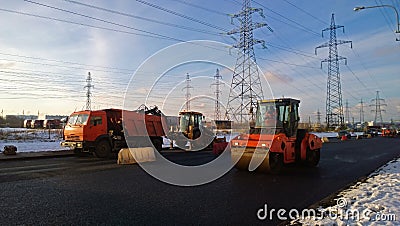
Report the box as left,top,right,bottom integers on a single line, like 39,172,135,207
291,158,400,225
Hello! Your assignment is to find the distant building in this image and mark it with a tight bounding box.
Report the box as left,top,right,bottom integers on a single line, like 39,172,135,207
5,115,38,120
45,115,68,120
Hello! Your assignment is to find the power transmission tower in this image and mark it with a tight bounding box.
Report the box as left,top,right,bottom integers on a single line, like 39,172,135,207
359,98,365,123
183,73,193,111
316,109,322,126
225,0,271,123
85,72,94,110
370,91,386,125
211,69,223,121
345,99,350,123
315,13,352,129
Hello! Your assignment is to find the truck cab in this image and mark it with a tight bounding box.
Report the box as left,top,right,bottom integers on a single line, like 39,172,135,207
61,109,124,157
62,108,165,158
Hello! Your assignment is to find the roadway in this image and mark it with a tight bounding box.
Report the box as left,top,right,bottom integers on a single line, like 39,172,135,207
0,137,399,225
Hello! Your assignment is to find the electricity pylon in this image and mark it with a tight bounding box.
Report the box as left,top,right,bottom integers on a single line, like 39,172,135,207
225,0,271,124
370,91,386,125
211,69,223,121
315,13,352,129
85,72,94,110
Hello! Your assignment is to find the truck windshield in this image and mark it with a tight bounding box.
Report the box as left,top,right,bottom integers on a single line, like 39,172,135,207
67,114,89,125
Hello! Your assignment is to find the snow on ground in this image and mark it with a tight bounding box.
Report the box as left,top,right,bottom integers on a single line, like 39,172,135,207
311,132,365,138
291,158,400,225
0,141,69,153
0,128,67,153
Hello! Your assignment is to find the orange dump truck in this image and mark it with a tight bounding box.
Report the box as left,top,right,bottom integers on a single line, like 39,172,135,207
61,108,165,158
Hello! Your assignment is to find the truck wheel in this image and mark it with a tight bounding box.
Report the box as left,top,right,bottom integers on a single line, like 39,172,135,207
73,148,85,157
269,152,283,174
306,148,320,167
152,138,163,152
94,140,111,158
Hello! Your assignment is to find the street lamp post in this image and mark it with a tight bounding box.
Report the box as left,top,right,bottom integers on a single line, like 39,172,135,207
354,5,400,41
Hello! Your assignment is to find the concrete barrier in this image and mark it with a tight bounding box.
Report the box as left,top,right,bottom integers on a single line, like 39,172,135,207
117,147,156,164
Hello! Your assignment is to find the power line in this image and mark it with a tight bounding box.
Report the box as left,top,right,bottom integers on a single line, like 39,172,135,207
0,58,132,74
0,52,135,73
63,0,222,36
257,56,319,69
253,0,321,37
168,0,228,16
0,8,177,42
281,0,327,26
135,0,229,32
24,0,185,42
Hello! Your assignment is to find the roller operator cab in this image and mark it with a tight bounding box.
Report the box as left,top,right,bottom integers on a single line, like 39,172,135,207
231,98,322,174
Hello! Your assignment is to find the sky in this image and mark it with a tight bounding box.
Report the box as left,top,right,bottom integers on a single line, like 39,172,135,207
0,0,399,124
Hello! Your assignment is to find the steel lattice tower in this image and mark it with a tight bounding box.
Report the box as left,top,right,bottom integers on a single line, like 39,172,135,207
315,14,352,129
225,0,269,123
316,109,322,126
183,73,193,111
211,68,223,121
359,99,365,123
345,100,350,123
85,72,94,110
370,91,386,125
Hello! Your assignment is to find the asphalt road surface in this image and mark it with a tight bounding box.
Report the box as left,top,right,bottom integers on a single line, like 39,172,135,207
0,137,399,225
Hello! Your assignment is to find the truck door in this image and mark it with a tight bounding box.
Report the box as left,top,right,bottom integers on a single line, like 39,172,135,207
86,112,107,142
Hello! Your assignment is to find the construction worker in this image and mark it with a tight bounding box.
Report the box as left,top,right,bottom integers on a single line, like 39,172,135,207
264,106,277,127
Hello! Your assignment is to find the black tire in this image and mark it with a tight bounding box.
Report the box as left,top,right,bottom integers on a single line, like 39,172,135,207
152,138,163,152
94,140,111,158
192,128,201,140
269,152,283,174
175,139,188,150
73,148,82,154
306,148,320,167
73,148,86,157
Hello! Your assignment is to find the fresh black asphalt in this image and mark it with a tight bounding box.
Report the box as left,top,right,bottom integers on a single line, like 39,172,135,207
0,137,399,225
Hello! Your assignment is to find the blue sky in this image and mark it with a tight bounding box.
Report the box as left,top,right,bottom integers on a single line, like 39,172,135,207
0,0,399,123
